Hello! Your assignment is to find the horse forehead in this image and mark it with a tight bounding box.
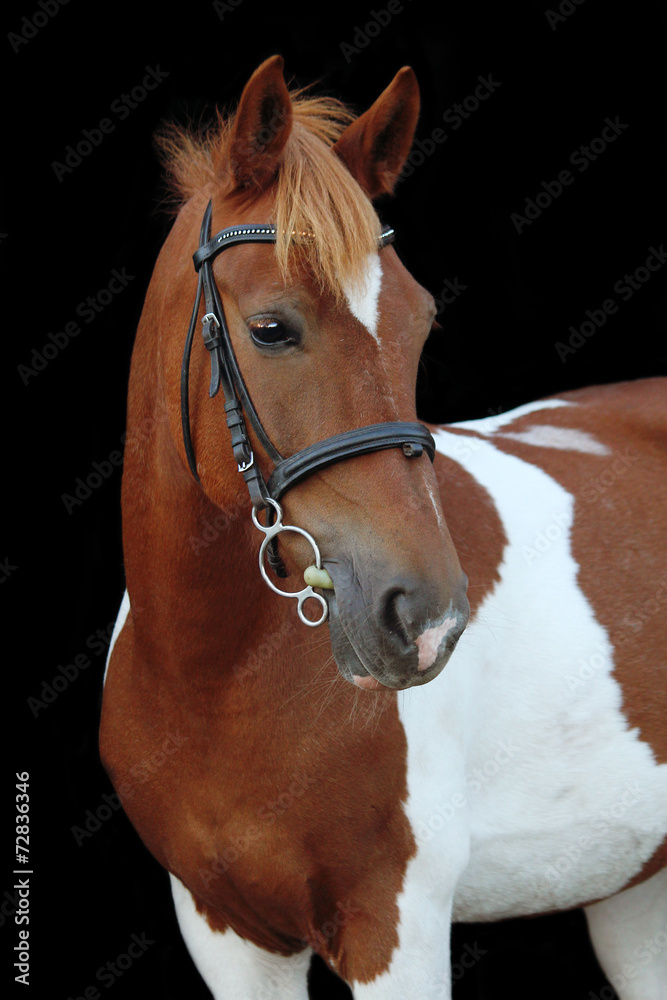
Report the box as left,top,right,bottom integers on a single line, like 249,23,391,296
214,239,426,351
342,250,430,343
226,245,385,328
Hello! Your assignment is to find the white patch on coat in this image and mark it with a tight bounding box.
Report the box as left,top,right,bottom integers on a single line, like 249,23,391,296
103,589,130,686
386,426,666,953
451,398,611,453
169,875,311,1000
343,254,382,342
496,425,611,455
353,890,458,999
452,398,572,435
584,868,667,999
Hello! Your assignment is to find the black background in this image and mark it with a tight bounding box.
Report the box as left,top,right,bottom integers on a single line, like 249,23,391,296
6,0,666,998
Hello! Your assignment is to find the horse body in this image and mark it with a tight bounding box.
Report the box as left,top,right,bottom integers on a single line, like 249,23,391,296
100,56,667,999
420,381,667,918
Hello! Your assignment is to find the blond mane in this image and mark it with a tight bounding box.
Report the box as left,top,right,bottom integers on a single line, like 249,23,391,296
156,90,382,300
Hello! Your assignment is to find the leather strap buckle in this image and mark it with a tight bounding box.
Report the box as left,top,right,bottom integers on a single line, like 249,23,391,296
238,451,254,474
202,312,221,351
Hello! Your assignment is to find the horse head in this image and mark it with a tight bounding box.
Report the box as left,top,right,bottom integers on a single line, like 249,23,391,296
153,55,469,690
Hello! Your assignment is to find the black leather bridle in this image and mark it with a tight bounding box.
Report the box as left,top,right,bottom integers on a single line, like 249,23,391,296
181,200,436,625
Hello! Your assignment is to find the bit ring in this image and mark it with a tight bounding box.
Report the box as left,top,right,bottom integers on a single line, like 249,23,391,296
252,499,329,627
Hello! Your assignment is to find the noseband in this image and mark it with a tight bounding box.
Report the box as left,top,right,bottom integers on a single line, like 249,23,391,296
181,200,436,626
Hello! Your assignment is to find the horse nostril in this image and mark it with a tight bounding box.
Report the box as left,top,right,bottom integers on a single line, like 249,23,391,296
381,586,412,650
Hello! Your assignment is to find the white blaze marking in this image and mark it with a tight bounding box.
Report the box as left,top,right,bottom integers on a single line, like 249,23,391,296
415,617,458,670
343,254,382,342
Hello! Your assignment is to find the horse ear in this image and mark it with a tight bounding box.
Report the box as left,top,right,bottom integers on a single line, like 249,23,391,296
226,55,293,191
333,67,420,199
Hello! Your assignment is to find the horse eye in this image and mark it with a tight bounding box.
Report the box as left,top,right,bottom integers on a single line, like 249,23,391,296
248,318,296,348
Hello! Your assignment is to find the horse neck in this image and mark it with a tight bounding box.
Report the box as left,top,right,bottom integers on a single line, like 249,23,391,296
121,303,280,682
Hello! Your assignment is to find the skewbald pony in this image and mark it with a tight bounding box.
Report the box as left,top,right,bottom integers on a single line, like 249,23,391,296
156,56,420,301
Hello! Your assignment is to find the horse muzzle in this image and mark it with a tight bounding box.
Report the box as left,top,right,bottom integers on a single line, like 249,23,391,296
323,560,470,690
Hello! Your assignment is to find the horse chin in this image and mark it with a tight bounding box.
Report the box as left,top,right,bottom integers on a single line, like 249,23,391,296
324,591,457,692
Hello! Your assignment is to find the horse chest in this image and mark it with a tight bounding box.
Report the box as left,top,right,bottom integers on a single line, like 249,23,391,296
395,428,667,922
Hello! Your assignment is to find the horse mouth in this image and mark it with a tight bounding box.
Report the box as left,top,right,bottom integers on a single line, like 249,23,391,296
351,673,387,690
322,588,462,691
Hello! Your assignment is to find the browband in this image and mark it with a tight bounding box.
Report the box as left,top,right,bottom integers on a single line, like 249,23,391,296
193,223,396,271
